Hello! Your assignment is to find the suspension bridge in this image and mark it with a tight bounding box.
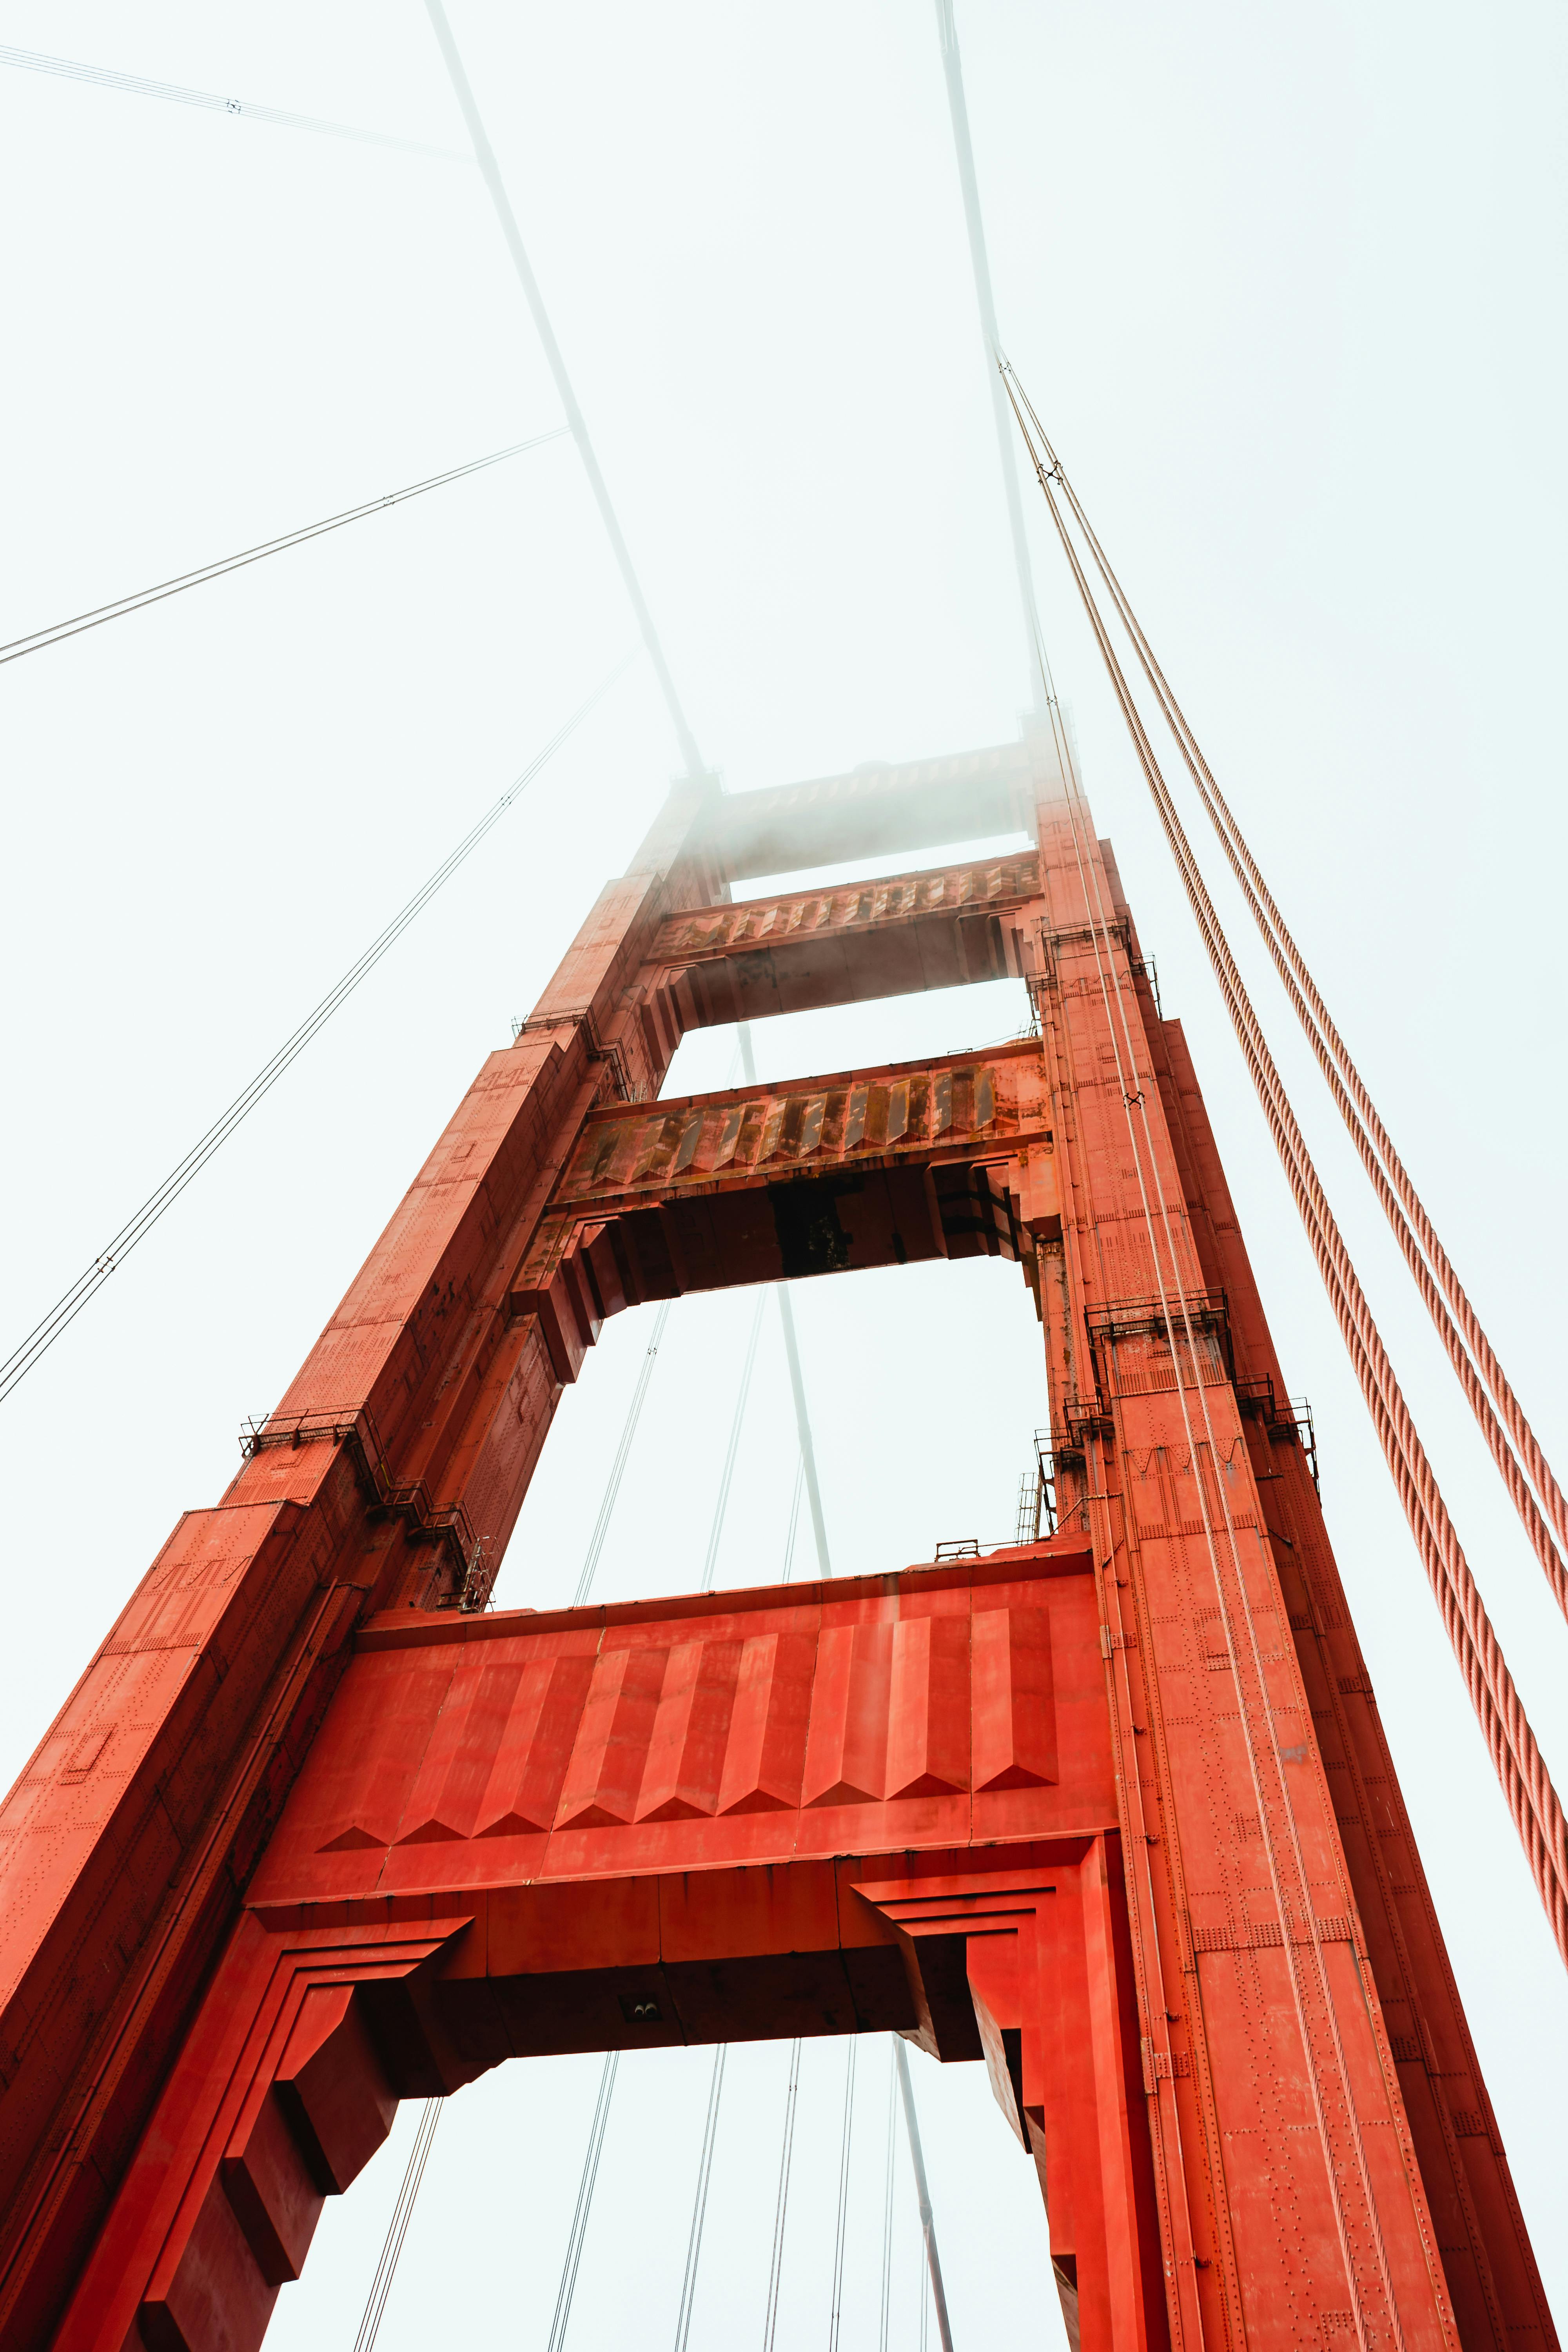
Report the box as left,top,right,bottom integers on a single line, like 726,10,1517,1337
0,9,1562,2351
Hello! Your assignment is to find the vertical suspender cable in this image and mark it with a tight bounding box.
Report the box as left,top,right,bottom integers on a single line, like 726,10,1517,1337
700,1294,766,1591
877,2040,898,2352
573,1301,673,1604
762,2040,802,2352
671,2045,728,2352
423,16,840,1568
826,2040,858,2352
1013,405,1556,2328
775,1286,832,1575
350,2098,442,2352
1020,405,1568,1626
1004,369,1568,1974
781,1457,806,1583
895,2042,955,2352
736,1023,834,1575
546,2052,621,2352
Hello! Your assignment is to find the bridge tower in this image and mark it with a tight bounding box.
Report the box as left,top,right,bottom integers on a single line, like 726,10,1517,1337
0,738,1552,2351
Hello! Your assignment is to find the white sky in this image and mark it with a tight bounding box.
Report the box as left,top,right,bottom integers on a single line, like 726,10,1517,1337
2,4,1565,2346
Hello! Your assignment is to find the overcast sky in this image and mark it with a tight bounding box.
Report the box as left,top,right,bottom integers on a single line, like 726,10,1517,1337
2,4,1566,2345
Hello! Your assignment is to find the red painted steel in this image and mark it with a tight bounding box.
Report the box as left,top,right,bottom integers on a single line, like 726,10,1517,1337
639,849,1037,1034
0,740,1553,2351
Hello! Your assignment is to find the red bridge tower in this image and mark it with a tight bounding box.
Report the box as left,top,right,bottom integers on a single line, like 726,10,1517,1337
0,739,1552,2350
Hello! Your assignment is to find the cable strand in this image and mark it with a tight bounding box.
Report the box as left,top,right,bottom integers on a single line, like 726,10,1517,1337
0,655,635,1406
0,431,566,666
1024,403,1568,1627
1006,369,1568,1973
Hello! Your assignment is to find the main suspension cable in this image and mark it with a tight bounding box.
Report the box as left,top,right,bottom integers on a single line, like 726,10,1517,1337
933,0,1046,720
0,655,634,1408
1007,368,1568,1969
0,430,566,668
350,2098,442,2352
0,40,466,158
1016,397,1568,1628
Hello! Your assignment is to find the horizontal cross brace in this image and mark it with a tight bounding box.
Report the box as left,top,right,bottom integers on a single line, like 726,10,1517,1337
508,1044,1060,1381
694,738,1038,881
640,852,1039,1033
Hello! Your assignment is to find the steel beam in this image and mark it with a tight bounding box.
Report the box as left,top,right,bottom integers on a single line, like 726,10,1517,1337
0,734,1552,2352
637,849,1038,1042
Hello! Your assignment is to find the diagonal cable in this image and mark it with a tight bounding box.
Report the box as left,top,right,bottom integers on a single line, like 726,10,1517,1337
423,0,706,780
0,40,466,157
0,430,566,668
1022,401,1568,1626
0,654,635,1407
1006,362,1568,1969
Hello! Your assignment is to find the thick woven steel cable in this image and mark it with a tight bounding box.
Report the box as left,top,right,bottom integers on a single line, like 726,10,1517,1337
1010,382,1568,1965
1047,439,1568,1964
1018,393,1568,1626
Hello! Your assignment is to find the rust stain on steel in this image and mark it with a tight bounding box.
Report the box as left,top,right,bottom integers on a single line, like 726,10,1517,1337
650,851,1042,964
556,1040,1047,1212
